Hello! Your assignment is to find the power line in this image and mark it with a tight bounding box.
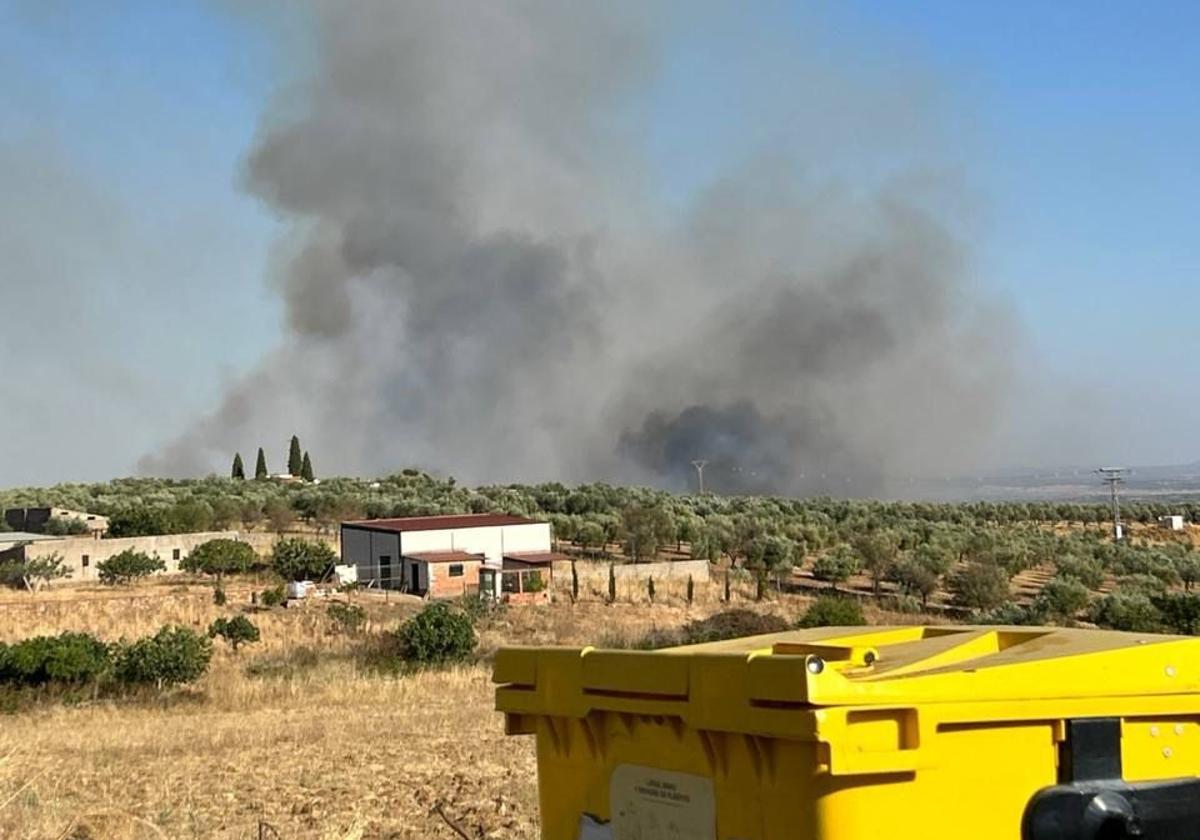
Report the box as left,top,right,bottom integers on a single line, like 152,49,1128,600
1096,467,1126,541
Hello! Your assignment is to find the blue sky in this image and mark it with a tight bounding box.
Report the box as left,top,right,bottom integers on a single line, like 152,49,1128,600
1,1,1197,484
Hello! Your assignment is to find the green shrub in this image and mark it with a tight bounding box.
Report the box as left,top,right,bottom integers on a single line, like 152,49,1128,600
0,632,111,686
260,585,286,607
1033,578,1090,625
975,603,1040,626
1052,554,1105,590
208,616,261,651
181,539,255,582
811,547,859,588
395,603,476,666
881,593,923,614
114,626,212,689
212,587,227,606
1116,574,1170,597
950,562,1011,611
1090,592,1164,633
797,595,866,628
1153,593,1200,635
97,550,165,586
327,601,367,634
271,538,336,582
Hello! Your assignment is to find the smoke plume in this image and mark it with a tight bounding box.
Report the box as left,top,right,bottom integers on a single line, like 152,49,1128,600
142,1,1014,495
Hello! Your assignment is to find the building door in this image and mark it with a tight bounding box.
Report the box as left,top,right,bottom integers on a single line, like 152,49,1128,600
379,555,392,589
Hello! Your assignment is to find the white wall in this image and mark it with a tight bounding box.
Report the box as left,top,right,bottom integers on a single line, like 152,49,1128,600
400,522,551,562
24,531,242,583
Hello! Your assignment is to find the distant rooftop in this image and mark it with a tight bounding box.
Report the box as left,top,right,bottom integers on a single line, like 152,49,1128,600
343,513,539,533
0,531,64,545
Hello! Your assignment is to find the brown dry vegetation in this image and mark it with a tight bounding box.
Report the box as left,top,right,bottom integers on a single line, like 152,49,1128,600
0,576,896,839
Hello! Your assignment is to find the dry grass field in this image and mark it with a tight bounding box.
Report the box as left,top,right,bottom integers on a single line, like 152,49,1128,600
0,576,864,839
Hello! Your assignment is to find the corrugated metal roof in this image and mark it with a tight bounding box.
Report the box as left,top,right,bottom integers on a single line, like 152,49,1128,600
502,552,567,567
342,514,539,533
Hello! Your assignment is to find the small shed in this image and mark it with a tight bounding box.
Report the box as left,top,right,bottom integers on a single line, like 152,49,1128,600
1160,515,1186,531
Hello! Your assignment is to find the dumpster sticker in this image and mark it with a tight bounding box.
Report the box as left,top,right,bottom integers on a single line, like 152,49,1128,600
577,813,613,840
610,765,716,840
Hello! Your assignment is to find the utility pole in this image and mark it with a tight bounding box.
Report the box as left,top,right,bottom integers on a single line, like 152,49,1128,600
1096,467,1126,541
691,460,708,495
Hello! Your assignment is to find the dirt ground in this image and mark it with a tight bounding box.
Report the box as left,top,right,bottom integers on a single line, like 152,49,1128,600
0,577,856,839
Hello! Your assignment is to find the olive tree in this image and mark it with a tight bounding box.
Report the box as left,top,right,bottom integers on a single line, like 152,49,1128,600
181,539,256,585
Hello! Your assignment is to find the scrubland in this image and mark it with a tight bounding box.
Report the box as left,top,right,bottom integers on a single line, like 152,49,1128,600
0,576,845,840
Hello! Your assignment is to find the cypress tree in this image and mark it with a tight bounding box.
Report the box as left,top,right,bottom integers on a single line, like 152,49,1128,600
255,448,268,480
300,451,314,482
231,453,245,480
287,435,303,476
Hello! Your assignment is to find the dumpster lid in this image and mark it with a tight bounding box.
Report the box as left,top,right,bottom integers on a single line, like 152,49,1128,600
494,625,1200,710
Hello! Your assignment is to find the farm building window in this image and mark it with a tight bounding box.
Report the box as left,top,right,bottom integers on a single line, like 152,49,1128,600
449,564,464,577
172,549,181,561
81,555,89,567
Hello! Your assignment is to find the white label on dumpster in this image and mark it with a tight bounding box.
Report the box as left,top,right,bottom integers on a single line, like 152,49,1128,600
610,765,716,840
577,813,613,840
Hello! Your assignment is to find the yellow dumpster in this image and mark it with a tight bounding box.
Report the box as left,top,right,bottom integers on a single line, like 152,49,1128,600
494,625,1200,839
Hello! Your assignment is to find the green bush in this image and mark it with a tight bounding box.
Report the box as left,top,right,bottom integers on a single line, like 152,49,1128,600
811,547,859,588
97,550,165,586
260,585,286,607
950,562,1011,611
1053,554,1105,590
327,601,367,634
881,593,923,614
395,603,476,666
975,603,1040,626
0,632,111,686
181,539,256,582
212,587,227,606
797,595,866,628
113,626,212,689
208,616,261,651
271,538,336,582
1153,593,1200,635
1090,592,1164,633
1033,578,1090,625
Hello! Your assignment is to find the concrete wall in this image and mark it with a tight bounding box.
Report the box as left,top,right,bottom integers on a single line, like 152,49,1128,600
24,531,242,583
553,558,710,584
239,531,339,559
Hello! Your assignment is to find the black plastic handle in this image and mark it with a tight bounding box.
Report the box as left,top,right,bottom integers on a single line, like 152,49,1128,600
1023,777,1200,840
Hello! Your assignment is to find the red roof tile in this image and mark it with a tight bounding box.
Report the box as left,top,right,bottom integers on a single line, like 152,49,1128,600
342,514,539,533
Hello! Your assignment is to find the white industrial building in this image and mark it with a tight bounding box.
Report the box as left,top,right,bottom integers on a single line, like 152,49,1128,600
340,514,561,599
1160,515,1186,531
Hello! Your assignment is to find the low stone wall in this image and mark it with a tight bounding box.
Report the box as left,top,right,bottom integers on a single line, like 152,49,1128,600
552,558,710,583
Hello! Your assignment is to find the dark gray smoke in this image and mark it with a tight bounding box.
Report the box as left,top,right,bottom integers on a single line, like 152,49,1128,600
141,1,1014,495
